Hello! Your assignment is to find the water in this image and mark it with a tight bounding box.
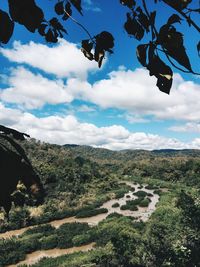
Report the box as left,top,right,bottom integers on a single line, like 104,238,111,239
2,181,161,266
0,181,160,240
7,243,95,267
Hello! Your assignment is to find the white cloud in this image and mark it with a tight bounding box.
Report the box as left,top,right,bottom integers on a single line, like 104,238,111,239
170,122,200,133
83,0,101,12
0,102,199,150
0,40,98,79
0,67,73,109
65,68,200,122
78,104,96,112
1,65,200,126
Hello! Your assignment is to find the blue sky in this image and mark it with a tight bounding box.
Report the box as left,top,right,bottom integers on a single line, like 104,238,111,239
0,0,200,150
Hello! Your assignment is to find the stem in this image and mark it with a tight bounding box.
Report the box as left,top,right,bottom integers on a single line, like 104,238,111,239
142,0,158,39
63,9,95,43
164,3,200,32
162,47,200,75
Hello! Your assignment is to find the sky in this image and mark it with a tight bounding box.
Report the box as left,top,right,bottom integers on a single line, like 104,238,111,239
0,0,200,150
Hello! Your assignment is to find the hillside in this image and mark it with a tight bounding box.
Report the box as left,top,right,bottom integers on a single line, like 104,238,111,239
0,139,200,266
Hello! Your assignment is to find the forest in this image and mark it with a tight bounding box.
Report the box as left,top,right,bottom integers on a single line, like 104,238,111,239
0,139,200,267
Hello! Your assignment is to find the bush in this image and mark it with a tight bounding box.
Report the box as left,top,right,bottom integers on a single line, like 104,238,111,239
40,235,58,250
76,208,108,218
145,185,159,190
112,202,120,208
154,189,162,195
139,198,150,207
22,224,55,236
134,191,148,198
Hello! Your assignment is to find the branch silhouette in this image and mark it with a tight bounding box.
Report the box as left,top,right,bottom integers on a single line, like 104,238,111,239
0,0,199,93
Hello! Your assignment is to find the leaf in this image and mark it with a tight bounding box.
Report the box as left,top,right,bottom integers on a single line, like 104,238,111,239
120,0,136,9
197,41,200,57
147,54,173,94
124,13,144,40
0,125,30,140
95,31,114,51
94,46,105,68
49,18,67,35
81,39,94,60
55,1,64,15
62,2,72,20
38,23,47,36
163,0,192,11
167,14,182,25
136,44,148,67
0,9,14,44
136,7,150,32
69,0,82,15
158,24,192,71
45,29,58,43
8,0,44,32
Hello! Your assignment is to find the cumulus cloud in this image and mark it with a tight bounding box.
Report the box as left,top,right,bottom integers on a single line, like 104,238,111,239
0,102,199,150
0,40,98,79
66,68,200,122
170,122,200,133
1,64,200,126
0,67,72,109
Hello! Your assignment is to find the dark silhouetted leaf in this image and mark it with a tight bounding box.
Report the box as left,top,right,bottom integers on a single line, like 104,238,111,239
136,44,148,67
45,29,58,43
120,0,136,9
124,13,144,40
197,41,200,57
8,0,44,32
158,24,192,71
38,23,47,36
163,0,192,10
81,39,94,60
62,2,72,20
49,18,67,36
167,14,182,25
136,7,150,32
94,46,105,68
55,1,64,15
0,9,14,44
95,31,114,51
147,54,173,94
70,0,82,15
0,125,30,140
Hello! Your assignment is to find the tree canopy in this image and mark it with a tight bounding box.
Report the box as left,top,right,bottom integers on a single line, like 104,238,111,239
0,0,199,94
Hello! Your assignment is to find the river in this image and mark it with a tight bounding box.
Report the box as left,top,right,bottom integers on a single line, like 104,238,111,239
1,181,160,266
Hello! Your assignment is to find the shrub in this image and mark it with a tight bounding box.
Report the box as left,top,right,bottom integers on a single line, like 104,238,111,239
134,191,148,198
112,202,120,208
76,208,108,218
40,235,58,250
139,198,151,207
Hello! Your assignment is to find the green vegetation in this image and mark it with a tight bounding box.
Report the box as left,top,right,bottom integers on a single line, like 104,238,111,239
0,223,92,265
112,202,120,208
0,141,200,266
76,208,108,218
134,190,148,198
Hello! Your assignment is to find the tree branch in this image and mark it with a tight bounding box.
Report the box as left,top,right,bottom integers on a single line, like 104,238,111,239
63,9,95,43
